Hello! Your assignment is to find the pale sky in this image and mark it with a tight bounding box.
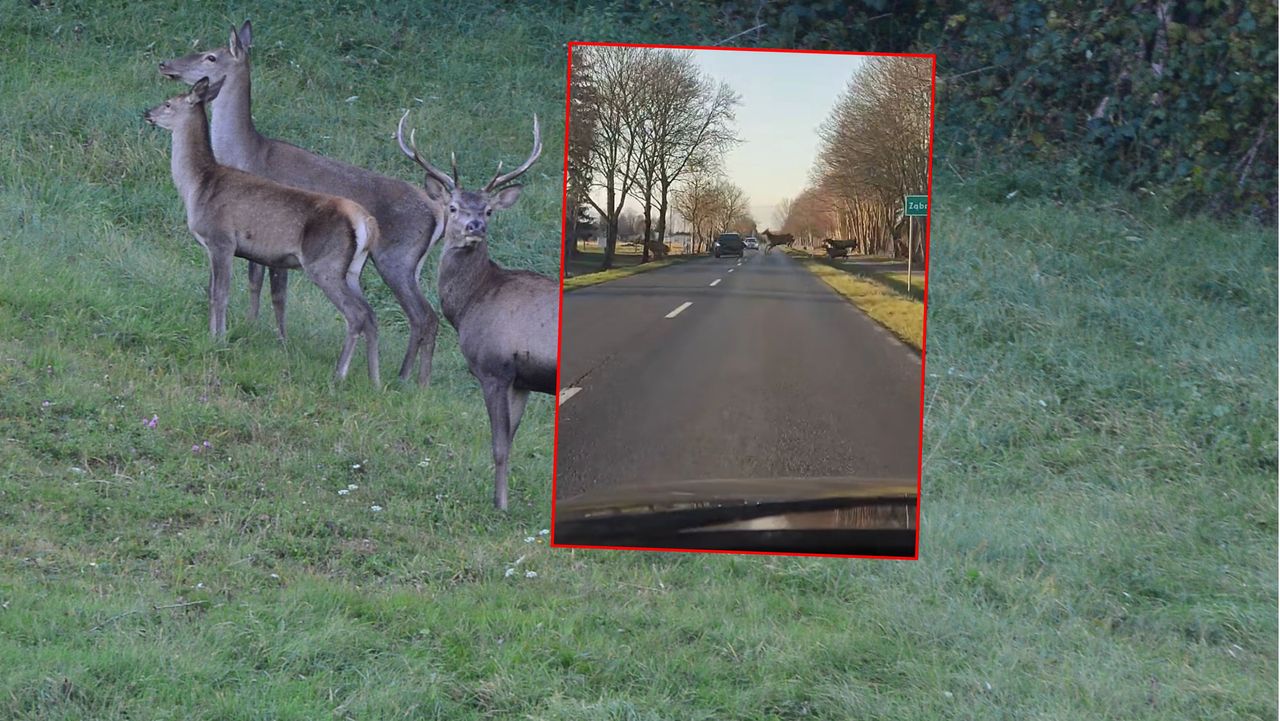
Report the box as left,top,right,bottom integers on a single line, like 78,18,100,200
690,48,867,230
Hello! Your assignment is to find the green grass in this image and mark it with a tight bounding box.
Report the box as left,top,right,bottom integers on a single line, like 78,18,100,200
1,1,1277,719
786,248,925,349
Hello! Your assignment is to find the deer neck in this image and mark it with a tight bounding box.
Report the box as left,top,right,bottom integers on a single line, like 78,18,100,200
208,65,262,168
437,238,497,326
170,108,217,207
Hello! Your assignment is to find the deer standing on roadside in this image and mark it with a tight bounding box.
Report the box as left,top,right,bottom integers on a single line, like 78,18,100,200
397,109,557,511
144,78,381,385
159,21,442,386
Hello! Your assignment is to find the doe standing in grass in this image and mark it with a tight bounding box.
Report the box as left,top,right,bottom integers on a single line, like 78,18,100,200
159,21,445,387
396,109,558,511
144,77,381,385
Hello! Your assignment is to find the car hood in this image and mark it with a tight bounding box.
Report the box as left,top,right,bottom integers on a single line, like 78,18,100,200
553,476,917,554
556,476,916,527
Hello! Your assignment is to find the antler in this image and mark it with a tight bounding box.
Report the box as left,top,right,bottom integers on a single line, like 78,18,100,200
485,114,542,191
397,110,457,191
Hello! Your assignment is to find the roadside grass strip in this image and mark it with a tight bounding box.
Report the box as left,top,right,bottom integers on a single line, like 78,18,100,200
785,248,924,350
563,256,696,291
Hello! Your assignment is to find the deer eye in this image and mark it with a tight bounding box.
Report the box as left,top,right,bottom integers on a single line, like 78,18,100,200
485,208,493,216
448,205,458,214
164,102,171,108
206,54,217,62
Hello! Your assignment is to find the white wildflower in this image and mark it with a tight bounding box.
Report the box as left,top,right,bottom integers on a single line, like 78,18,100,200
338,489,350,496
370,505,383,512
504,567,516,578
525,570,537,578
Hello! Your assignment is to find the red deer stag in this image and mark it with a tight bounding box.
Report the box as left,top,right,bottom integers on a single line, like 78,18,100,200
144,78,381,385
761,229,795,253
396,110,557,511
159,21,442,386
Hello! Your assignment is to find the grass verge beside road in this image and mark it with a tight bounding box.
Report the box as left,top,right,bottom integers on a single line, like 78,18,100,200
564,251,695,291
786,248,925,350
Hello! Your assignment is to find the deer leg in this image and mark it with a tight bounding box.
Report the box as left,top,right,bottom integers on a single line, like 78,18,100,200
268,267,289,342
380,259,439,386
202,243,234,340
305,266,367,383
482,378,514,511
508,386,531,445
349,287,381,387
246,261,264,321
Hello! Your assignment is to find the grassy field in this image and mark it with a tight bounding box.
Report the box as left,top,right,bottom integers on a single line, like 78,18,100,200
1,1,1277,719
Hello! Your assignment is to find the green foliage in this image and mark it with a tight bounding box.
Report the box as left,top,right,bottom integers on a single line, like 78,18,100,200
602,0,1278,222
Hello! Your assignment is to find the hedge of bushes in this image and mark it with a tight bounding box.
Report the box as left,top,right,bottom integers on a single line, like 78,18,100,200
591,0,1277,222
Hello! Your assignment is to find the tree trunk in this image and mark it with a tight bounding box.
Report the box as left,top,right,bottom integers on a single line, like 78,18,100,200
640,194,653,264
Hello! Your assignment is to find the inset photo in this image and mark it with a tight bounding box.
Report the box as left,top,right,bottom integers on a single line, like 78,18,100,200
553,43,933,558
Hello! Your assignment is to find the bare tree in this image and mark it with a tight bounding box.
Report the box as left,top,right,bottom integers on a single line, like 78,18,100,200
572,45,645,270
773,197,794,230
565,48,598,261
672,165,719,253
624,50,740,263
710,180,749,237
809,57,931,260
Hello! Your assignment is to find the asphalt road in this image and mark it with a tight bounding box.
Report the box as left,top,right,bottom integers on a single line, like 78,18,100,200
555,247,923,500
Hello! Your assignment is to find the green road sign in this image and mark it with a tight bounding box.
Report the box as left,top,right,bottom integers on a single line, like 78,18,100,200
905,195,928,217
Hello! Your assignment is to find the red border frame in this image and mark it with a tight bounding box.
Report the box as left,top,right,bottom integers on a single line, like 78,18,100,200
550,41,935,561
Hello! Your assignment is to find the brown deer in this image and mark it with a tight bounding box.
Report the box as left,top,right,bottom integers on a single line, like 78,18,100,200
761,229,795,253
645,239,669,260
159,21,442,386
823,238,855,259
144,78,380,385
396,110,557,511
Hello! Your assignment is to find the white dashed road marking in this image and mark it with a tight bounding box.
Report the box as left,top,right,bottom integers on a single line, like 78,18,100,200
728,268,735,273
665,302,692,318
558,387,582,405
709,279,721,286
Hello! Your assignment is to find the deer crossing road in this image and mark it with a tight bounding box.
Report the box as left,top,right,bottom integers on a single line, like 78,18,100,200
555,248,923,500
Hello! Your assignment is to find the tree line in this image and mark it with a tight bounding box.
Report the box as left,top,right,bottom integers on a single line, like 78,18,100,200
566,45,747,268
780,56,932,261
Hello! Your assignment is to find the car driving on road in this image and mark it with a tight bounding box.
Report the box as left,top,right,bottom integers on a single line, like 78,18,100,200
713,232,745,258
744,236,759,250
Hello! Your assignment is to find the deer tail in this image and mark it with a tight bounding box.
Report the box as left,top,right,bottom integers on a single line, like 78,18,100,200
346,205,379,293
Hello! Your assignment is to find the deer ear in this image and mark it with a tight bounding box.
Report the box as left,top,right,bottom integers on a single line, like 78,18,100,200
422,176,450,204
238,20,253,49
189,77,210,103
492,185,522,210
203,77,225,102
